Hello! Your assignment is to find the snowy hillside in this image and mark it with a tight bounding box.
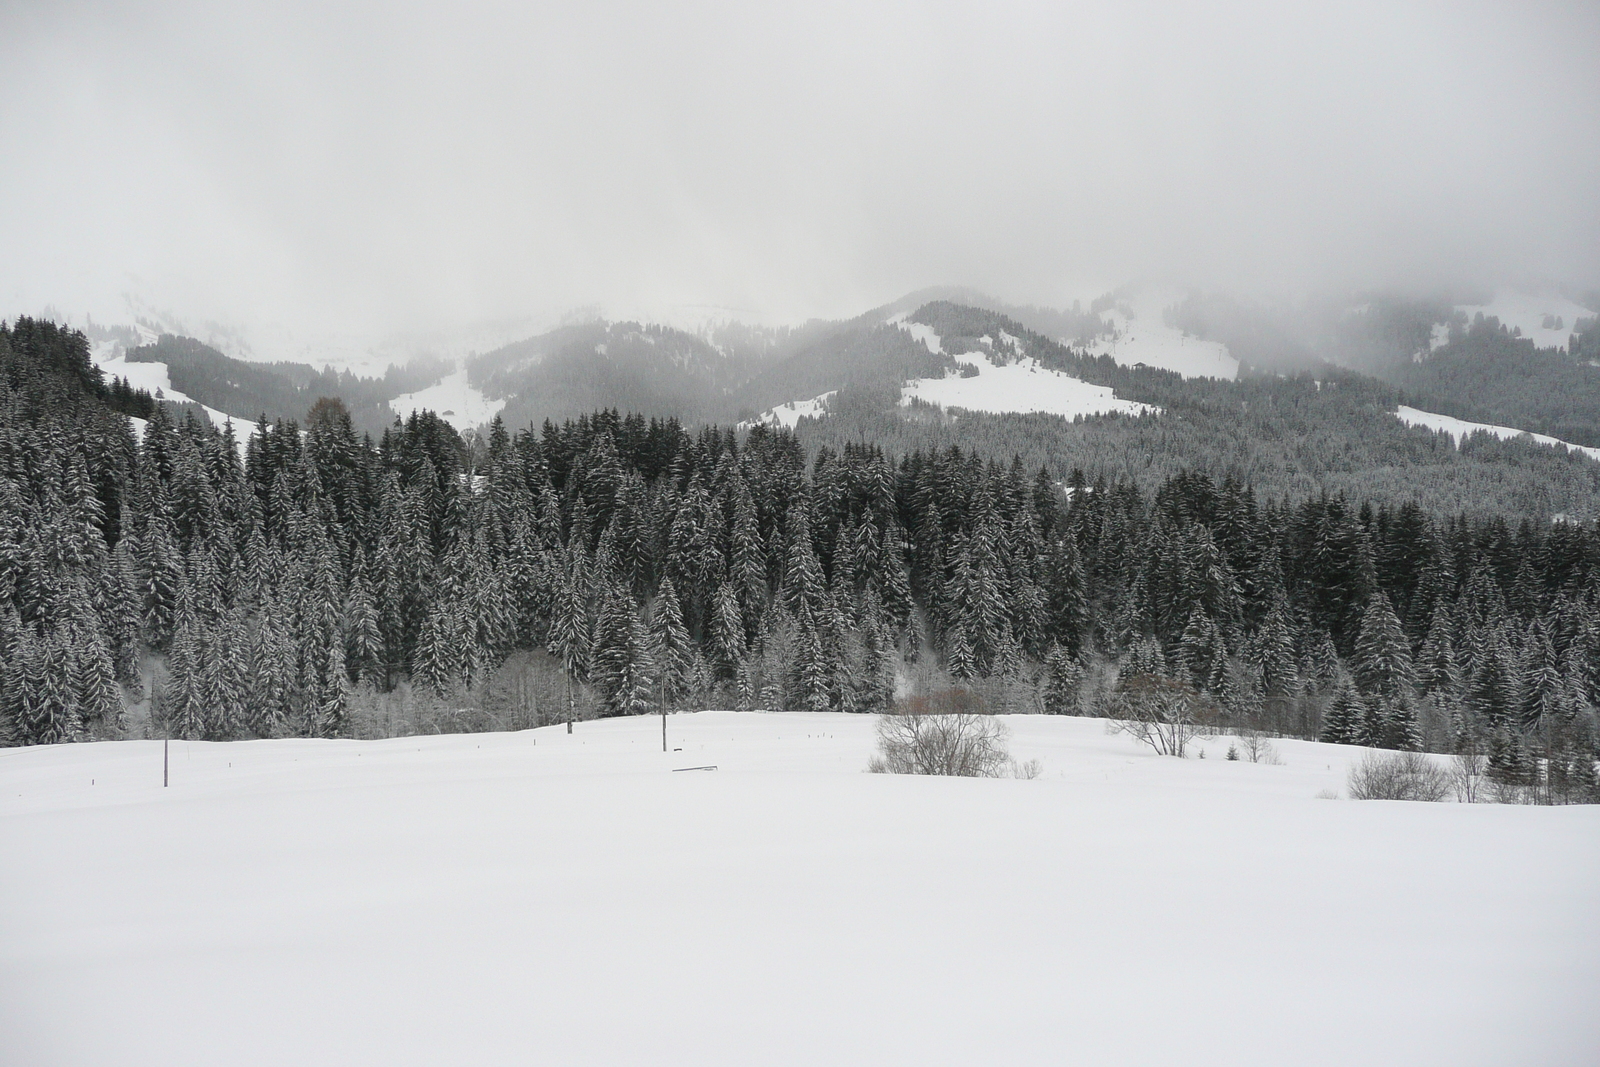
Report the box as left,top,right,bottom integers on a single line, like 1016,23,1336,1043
885,312,1154,420
1084,288,1239,379
3,712,1595,1067
90,339,244,432
1395,405,1600,464
740,390,838,429
1449,291,1596,352
389,365,505,431
902,352,1155,420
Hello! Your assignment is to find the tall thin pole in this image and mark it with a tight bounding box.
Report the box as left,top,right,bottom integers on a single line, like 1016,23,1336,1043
661,674,667,752
163,735,169,788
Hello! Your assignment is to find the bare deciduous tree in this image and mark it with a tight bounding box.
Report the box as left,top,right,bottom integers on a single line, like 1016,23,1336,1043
1449,751,1486,803
1239,728,1284,765
1107,673,1215,758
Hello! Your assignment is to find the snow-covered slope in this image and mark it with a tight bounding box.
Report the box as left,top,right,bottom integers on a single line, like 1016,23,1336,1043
1395,405,1600,464
1084,287,1239,379
902,352,1155,420
91,339,245,433
389,365,505,432
740,390,838,429
1452,291,1595,351
3,712,1594,1067
887,314,1154,421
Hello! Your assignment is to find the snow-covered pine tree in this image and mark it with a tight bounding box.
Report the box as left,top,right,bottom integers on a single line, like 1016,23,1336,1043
650,578,695,706
344,546,383,686
1352,591,1413,698
412,602,456,698
707,580,745,682
1319,674,1368,745
1042,640,1082,715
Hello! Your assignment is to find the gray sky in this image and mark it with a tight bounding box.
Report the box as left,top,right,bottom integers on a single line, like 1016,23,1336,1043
3,0,1597,335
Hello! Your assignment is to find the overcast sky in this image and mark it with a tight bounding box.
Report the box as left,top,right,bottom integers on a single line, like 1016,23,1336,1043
3,0,1597,335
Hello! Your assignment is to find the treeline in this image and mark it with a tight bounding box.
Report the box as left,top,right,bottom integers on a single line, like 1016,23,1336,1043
1,335,1597,798
3,316,157,421
1389,315,1600,447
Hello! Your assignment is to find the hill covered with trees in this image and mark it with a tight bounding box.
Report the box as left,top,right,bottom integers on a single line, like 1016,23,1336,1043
2,325,1595,800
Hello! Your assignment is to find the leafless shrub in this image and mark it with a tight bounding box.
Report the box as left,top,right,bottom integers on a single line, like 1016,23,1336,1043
1010,758,1044,780
1315,788,1340,800
1347,750,1451,802
1449,751,1486,803
1239,729,1284,765
1107,672,1216,758
869,689,1013,777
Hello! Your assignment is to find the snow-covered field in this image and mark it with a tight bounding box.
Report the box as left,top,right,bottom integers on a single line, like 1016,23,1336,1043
902,352,1155,420
1452,291,1595,351
389,365,505,432
741,390,838,429
1084,288,1239,380
92,340,242,431
1395,405,1600,464
3,712,1594,1067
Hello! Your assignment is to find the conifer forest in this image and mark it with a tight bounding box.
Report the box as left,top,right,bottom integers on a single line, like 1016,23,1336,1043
4,316,1597,801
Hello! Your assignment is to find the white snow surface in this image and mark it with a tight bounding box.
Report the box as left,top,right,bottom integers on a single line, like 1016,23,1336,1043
3,712,1595,1067
1455,291,1595,351
1395,405,1600,464
740,390,838,429
902,352,1155,420
389,365,505,431
92,340,247,437
1084,287,1239,380
887,312,944,354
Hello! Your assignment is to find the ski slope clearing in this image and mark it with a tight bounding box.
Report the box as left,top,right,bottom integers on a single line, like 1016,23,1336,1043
91,340,242,432
3,712,1594,1067
740,390,838,429
390,365,505,432
888,312,944,354
902,352,1155,420
1453,291,1595,351
1085,288,1239,380
1395,405,1600,464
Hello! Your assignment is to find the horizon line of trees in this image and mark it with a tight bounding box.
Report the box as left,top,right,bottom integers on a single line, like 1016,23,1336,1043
2,318,1598,800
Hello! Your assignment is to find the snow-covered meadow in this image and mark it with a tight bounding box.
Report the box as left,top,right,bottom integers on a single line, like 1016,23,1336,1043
1084,288,1240,380
3,712,1595,1067
901,352,1155,420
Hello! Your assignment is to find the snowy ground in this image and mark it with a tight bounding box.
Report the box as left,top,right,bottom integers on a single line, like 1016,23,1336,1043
92,339,244,432
2,712,1594,1067
1395,405,1600,464
1450,291,1596,351
389,364,505,433
1084,288,1239,380
902,352,1155,420
740,390,838,429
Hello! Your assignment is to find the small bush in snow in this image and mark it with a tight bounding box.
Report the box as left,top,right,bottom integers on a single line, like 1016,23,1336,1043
869,690,1013,778
1010,758,1044,780
1347,750,1451,802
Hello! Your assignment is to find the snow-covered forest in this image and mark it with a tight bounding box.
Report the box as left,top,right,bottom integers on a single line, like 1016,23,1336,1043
4,317,1596,801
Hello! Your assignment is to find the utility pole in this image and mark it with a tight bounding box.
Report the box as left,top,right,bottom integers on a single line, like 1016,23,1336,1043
661,672,668,753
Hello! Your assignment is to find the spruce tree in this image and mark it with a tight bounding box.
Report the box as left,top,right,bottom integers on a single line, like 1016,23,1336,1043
1320,675,1368,746
1352,592,1413,698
